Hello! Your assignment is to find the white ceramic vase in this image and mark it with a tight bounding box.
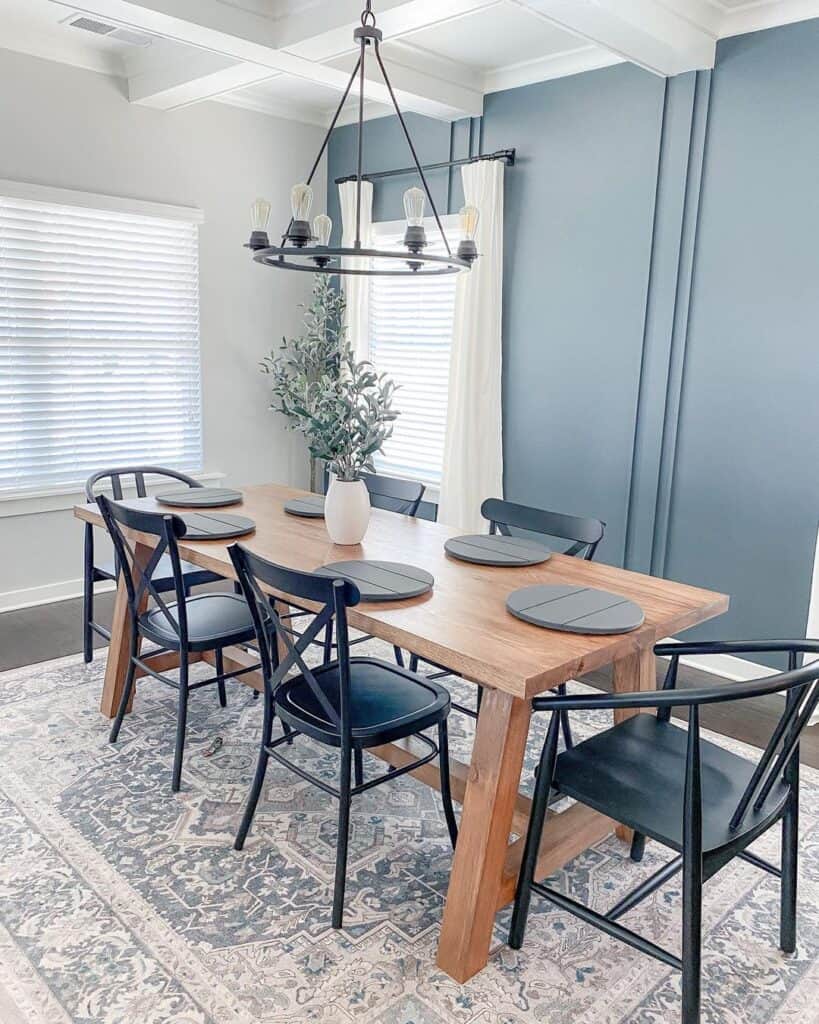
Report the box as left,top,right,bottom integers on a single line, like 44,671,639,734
325,477,370,545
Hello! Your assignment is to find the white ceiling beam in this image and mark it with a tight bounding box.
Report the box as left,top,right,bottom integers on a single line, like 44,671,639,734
276,0,499,62
516,0,716,76
483,45,623,94
52,0,484,119
128,51,279,109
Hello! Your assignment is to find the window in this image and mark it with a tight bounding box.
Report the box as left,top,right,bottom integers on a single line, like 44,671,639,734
367,216,458,488
0,182,202,496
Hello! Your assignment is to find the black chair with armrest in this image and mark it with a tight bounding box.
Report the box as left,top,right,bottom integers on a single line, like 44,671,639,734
410,497,606,729
509,639,819,1024
98,495,259,791
229,542,458,928
83,466,222,662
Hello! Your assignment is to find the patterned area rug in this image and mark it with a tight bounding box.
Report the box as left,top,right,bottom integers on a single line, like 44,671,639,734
1,644,818,1024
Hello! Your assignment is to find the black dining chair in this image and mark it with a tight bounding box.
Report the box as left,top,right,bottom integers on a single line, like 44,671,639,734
230,542,459,928
83,466,222,662
409,497,606,725
98,495,259,791
509,639,819,1024
286,471,427,666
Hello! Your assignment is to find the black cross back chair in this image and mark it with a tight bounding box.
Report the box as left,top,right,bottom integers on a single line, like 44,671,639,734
83,466,222,662
229,542,458,929
98,495,259,791
289,470,427,666
410,497,606,727
509,638,819,1024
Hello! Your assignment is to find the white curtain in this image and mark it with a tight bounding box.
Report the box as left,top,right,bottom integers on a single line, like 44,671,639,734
338,180,374,363
438,160,504,531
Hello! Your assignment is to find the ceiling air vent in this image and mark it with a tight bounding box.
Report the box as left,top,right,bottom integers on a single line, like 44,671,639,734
62,14,153,47
66,15,116,35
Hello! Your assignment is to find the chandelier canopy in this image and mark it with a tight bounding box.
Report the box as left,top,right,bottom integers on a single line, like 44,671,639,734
245,1,479,277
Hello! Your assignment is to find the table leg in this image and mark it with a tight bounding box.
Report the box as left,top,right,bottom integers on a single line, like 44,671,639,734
611,644,657,841
436,689,532,983
99,540,151,719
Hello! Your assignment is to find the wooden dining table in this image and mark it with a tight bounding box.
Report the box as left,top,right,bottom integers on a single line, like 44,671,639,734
74,481,729,983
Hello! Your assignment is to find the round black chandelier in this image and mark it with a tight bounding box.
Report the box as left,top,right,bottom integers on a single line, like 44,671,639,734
245,0,479,276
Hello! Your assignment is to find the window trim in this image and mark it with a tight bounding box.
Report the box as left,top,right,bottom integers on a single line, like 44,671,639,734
0,472,226,518
0,178,203,224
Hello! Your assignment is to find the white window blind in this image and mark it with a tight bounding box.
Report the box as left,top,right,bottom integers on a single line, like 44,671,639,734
368,217,457,487
0,189,202,495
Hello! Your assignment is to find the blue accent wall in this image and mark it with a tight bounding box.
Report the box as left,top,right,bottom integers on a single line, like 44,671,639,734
327,21,819,659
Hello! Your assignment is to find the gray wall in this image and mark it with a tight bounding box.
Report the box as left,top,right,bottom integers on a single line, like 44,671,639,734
327,21,819,657
0,47,324,608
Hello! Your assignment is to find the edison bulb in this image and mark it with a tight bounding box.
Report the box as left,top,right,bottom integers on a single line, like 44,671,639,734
460,204,480,241
403,187,426,227
313,214,332,247
290,183,313,221
250,197,271,232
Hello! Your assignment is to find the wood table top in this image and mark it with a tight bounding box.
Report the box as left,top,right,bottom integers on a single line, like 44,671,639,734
75,482,729,698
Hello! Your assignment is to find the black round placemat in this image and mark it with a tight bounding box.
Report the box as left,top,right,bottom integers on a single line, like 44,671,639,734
314,560,433,602
284,495,326,518
157,487,243,508
506,584,644,635
178,511,255,540
445,533,551,566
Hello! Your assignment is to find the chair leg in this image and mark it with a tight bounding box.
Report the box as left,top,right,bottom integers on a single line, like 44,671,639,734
681,858,702,1023
509,713,561,949
323,620,334,665
437,720,459,849
172,659,189,793
354,747,364,787
234,693,275,850
332,743,353,928
83,533,94,664
393,645,405,667
108,633,138,743
215,648,227,708
780,777,799,953
630,832,646,862
476,685,484,719
556,684,573,748
409,653,419,673
681,833,703,1022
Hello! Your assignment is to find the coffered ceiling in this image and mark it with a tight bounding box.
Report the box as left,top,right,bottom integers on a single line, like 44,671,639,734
0,0,817,126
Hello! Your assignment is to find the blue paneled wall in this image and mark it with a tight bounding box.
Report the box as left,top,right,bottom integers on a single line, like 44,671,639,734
326,21,819,657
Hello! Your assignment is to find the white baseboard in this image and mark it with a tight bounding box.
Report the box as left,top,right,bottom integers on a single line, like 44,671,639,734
0,578,115,614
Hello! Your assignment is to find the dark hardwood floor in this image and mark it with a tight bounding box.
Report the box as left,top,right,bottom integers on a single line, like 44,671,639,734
2,595,817,768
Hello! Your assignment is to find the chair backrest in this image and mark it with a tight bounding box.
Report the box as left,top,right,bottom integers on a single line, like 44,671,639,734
85,465,202,501
229,543,361,743
481,498,605,559
96,494,190,644
362,472,425,516
541,640,819,847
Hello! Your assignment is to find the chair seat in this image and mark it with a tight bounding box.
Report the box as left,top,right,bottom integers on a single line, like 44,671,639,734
276,657,450,748
554,714,790,861
94,554,220,590
138,593,255,652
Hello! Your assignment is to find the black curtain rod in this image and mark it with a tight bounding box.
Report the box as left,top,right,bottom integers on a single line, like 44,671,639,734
334,148,515,185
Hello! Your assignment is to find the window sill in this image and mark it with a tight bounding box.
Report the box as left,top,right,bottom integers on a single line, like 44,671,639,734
0,472,226,519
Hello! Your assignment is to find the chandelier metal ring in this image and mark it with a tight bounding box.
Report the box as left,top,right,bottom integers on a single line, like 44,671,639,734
245,1,480,277
252,247,471,276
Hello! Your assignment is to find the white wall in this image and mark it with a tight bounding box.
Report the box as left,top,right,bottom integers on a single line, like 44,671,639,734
0,47,326,608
